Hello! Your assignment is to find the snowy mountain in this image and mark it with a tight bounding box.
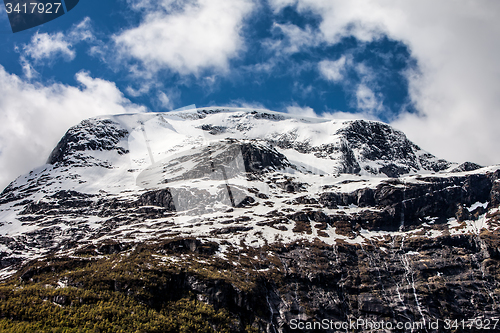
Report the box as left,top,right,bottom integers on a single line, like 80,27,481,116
0,107,499,332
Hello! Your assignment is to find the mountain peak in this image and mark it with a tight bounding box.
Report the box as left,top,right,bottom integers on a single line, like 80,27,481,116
1,107,499,331
43,107,453,178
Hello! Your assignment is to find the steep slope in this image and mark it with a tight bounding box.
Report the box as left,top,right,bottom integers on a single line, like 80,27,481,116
0,107,499,332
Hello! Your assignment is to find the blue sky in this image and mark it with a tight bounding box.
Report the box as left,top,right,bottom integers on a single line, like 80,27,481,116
1,0,500,189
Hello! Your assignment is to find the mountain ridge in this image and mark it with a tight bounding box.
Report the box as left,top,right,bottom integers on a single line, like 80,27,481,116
0,107,496,272
0,107,499,332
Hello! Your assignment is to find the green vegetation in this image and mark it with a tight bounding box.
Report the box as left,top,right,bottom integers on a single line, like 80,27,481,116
0,238,333,332
0,291,231,332
0,247,248,333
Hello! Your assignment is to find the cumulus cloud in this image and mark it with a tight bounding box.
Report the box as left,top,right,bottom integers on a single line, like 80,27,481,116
21,17,93,64
319,56,385,117
264,22,323,55
286,104,316,117
68,17,94,41
157,91,174,110
286,103,377,121
226,100,268,110
269,0,391,44
270,0,500,165
19,56,38,79
0,66,146,191
114,0,254,76
318,56,347,82
23,31,75,62
355,84,383,114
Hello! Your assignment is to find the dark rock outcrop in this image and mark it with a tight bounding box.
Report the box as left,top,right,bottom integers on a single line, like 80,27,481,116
451,161,483,172
320,171,499,230
47,119,128,164
137,189,176,210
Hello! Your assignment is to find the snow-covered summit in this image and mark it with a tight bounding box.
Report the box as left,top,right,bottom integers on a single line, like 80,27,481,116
1,107,498,279
47,107,453,179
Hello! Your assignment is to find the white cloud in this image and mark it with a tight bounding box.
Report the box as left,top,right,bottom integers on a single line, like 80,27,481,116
270,0,500,165
354,63,376,82
68,17,94,42
19,56,38,79
227,100,268,110
126,84,152,98
23,31,75,62
352,64,384,115
286,103,377,121
292,82,313,98
22,17,93,64
286,104,316,117
319,56,385,116
0,66,146,191
318,56,347,82
269,0,392,44
157,91,174,110
114,0,255,76
264,22,323,55
321,110,376,121
355,84,383,114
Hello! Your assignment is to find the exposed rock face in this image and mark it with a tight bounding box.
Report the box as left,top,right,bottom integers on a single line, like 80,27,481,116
319,171,499,231
451,161,483,173
6,232,499,332
47,119,129,165
139,140,291,185
138,189,176,210
0,108,499,332
269,118,451,177
337,120,452,176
